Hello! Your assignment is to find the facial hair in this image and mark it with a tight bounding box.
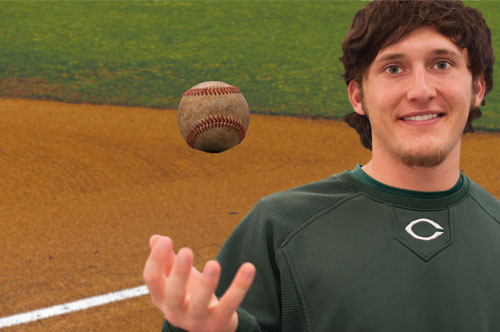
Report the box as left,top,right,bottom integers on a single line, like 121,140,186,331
398,147,446,168
361,98,448,169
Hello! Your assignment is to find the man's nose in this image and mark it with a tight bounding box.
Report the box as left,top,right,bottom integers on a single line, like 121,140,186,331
406,68,437,103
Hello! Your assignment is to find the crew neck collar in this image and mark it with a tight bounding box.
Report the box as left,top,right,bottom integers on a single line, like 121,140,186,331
339,164,469,209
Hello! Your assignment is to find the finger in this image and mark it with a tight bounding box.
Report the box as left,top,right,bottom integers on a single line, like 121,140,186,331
215,263,256,322
189,260,221,321
149,234,163,249
143,237,173,304
164,247,193,314
149,236,175,277
160,237,175,277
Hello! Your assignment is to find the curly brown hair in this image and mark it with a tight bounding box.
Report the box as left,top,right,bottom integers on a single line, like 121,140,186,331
339,0,494,150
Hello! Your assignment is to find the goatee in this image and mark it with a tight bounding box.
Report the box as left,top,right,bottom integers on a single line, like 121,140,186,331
399,149,446,168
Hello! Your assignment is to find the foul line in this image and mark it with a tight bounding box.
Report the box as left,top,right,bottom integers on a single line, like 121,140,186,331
0,285,149,329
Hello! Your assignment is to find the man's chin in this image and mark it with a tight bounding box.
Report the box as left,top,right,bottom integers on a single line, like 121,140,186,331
399,149,447,168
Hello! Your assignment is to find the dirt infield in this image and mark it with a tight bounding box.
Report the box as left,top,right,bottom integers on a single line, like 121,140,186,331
1,97,499,331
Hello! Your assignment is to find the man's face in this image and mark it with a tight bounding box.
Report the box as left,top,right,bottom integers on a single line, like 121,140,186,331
348,27,485,168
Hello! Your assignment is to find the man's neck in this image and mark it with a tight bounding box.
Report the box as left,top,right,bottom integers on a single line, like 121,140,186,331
362,149,461,192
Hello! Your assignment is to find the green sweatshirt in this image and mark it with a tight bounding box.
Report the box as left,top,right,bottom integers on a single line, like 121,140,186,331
163,165,500,331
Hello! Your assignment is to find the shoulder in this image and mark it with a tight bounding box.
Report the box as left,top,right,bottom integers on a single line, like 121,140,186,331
259,172,357,213
466,176,500,222
246,172,359,244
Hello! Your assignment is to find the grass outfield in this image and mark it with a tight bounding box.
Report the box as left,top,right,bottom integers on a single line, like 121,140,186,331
0,1,499,130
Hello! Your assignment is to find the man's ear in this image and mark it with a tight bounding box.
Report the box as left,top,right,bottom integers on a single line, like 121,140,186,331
472,74,486,108
348,80,366,115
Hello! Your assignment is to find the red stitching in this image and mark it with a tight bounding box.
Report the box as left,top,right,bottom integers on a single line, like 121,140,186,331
186,114,246,148
183,86,241,97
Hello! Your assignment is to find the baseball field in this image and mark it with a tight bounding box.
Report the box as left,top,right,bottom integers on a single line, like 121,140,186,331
1,1,500,331
1,1,500,128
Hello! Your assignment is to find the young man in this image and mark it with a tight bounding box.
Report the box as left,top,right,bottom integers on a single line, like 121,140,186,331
144,1,499,331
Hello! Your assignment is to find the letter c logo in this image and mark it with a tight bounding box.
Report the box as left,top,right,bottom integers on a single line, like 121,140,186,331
405,218,444,241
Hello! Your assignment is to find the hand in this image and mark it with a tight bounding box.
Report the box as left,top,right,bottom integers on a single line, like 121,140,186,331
143,235,256,332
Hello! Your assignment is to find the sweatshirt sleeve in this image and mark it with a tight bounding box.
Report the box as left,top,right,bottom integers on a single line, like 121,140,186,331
161,198,281,331
214,198,282,330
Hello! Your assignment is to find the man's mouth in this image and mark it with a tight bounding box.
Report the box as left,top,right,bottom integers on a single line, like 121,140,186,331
401,113,445,121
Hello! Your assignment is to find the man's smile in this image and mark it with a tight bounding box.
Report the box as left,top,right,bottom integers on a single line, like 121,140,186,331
399,111,445,125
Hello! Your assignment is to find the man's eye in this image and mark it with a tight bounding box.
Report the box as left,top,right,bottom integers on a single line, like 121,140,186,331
385,66,402,74
434,61,451,70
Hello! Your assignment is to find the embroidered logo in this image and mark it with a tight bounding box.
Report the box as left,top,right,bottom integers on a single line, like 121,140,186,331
405,218,444,241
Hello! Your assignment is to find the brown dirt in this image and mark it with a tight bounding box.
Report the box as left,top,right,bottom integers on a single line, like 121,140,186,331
0,97,499,331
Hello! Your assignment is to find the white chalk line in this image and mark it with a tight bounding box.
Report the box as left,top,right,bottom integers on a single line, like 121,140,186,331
0,285,150,329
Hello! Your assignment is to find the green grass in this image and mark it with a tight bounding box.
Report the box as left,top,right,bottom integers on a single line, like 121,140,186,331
0,1,499,130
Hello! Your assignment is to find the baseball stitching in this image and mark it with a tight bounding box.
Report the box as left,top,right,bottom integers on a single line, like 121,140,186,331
186,114,246,148
183,86,241,97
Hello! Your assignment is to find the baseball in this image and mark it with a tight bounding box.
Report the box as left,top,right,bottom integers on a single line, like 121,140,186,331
177,81,250,153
